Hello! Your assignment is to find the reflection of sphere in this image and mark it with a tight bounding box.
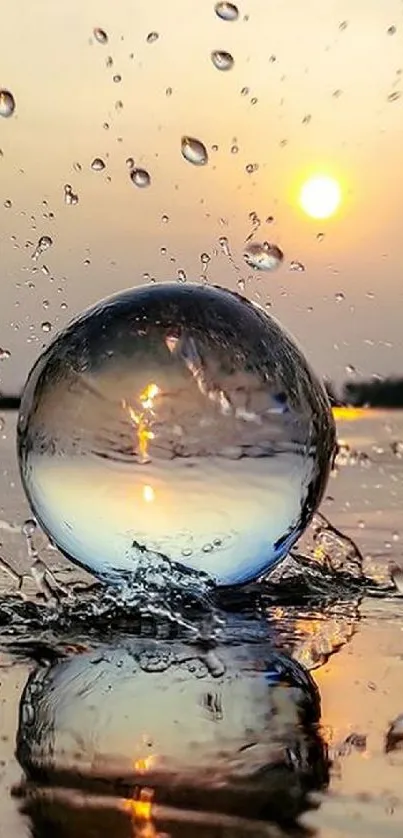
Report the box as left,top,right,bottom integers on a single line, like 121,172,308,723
17,283,335,586
16,637,328,829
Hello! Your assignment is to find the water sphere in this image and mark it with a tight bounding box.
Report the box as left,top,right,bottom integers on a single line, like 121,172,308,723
17,283,335,586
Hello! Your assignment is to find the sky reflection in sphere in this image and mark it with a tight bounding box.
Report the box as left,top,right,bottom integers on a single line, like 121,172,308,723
17,284,335,587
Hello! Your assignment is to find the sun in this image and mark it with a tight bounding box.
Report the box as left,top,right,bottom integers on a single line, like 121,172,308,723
299,175,341,220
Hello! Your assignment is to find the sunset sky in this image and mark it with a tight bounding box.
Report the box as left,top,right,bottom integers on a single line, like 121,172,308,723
1,0,403,391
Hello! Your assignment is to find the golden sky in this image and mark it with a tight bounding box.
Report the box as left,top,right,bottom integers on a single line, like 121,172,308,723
1,0,403,390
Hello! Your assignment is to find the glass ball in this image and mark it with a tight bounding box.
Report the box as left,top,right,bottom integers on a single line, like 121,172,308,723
17,283,335,586
16,637,325,820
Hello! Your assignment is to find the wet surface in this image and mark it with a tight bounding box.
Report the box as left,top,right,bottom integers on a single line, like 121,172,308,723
0,410,403,836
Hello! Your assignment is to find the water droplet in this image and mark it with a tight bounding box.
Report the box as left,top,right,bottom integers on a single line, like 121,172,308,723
387,25,396,35
302,114,312,125
231,143,238,153
0,348,11,361
73,161,82,173
0,89,15,118
244,241,284,271
332,89,342,98
316,232,325,242
181,136,208,166
391,440,403,458
63,184,79,206
335,292,345,302
93,27,108,45
91,157,105,172
211,50,234,71
177,269,187,283
161,214,169,224
146,31,159,43
125,157,134,170
3,199,12,208
339,20,348,31
105,55,113,68
32,235,53,261
41,321,52,333
22,518,36,537
218,235,230,256
17,283,335,587
388,91,401,102
113,74,122,83
200,253,211,274
240,86,249,96
245,162,259,174
250,96,258,105
130,168,151,188
289,260,305,272
214,2,239,21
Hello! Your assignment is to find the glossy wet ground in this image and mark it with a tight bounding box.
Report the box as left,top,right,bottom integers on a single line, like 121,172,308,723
0,410,403,837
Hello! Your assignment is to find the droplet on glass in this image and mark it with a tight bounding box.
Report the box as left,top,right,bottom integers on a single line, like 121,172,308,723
316,232,325,242
4,199,12,208
105,55,113,68
214,2,239,21
125,157,134,169
244,241,284,271
211,50,234,71
218,235,231,256
181,136,208,166
302,114,311,125
41,321,52,333
0,348,11,361
289,260,305,272
177,269,187,283
332,89,342,98
63,184,79,206
335,292,345,302
387,91,401,102
387,25,396,35
161,214,169,223
130,168,151,188
91,157,105,172
231,144,238,153
165,86,173,97
17,282,335,586
200,253,211,274
245,163,259,174
0,89,15,118
93,27,108,45
339,20,348,31
113,74,122,83
146,32,159,43
240,86,249,96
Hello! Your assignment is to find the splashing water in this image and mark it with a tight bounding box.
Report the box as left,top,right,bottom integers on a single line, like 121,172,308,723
17,283,335,589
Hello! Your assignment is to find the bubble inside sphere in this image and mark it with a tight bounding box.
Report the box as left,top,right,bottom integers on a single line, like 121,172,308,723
17,283,335,586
